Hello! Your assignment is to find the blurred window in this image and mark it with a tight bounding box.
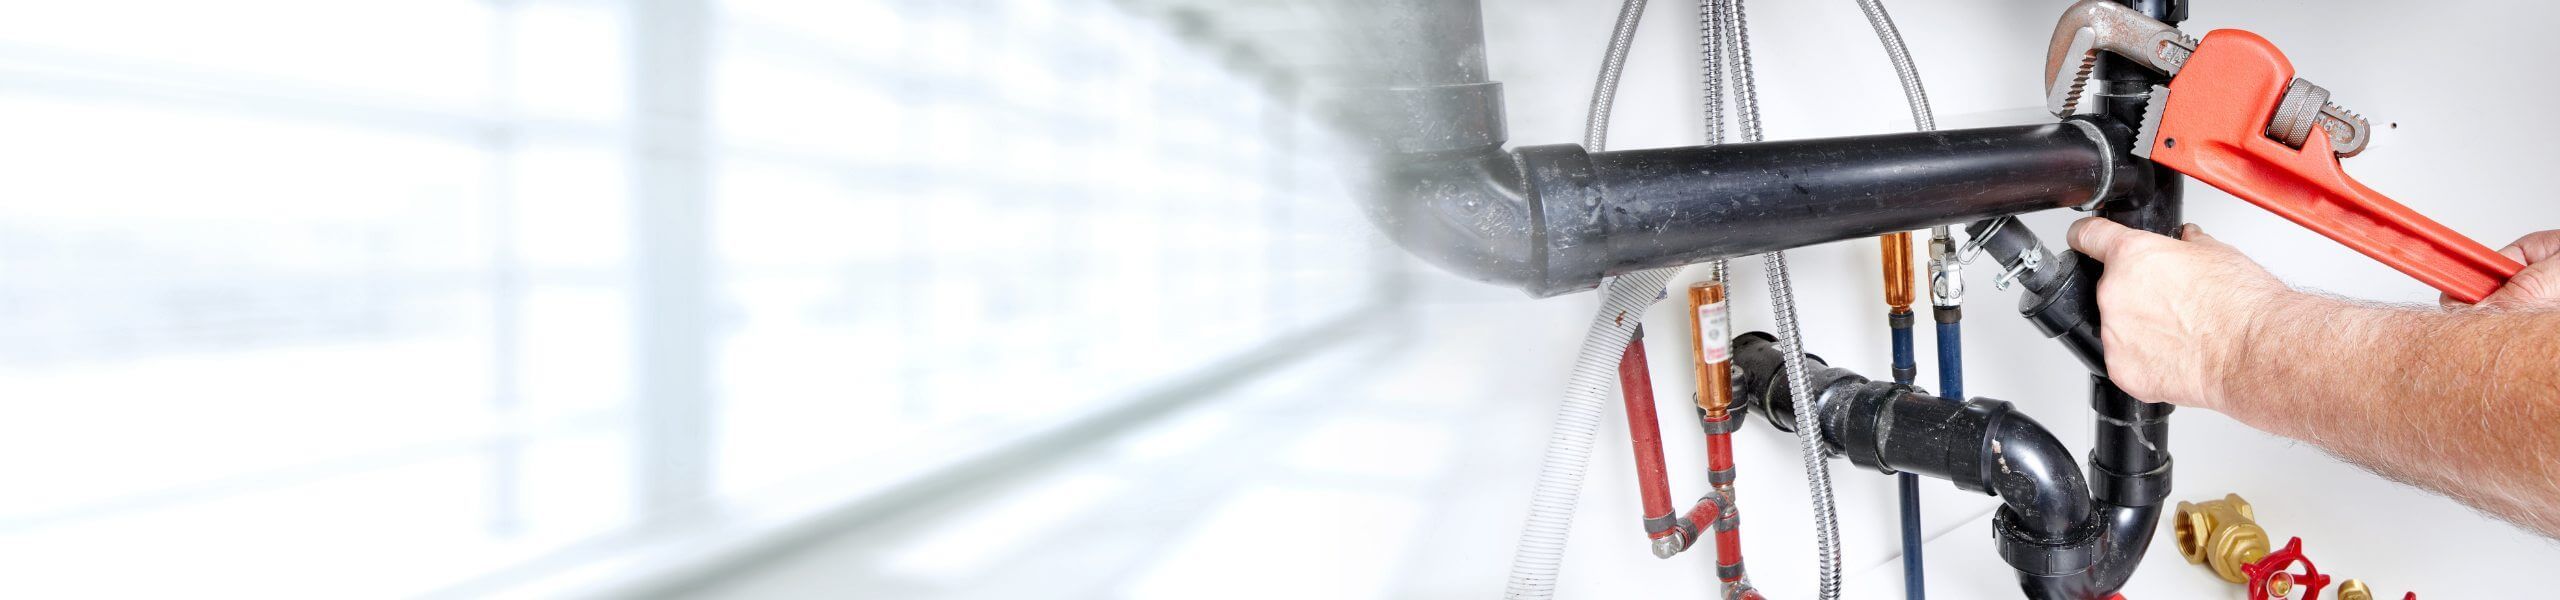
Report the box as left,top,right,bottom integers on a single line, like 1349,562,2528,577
0,0,1383,596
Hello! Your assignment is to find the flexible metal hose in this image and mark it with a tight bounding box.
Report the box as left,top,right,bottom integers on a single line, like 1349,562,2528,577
1583,0,1651,152
1503,1,1675,598
1695,0,1724,145
1849,2,1938,598
1711,1,1842,597
1851,0,1933,132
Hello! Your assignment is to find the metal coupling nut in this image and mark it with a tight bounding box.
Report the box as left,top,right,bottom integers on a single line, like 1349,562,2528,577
1650,534,1684,559
2174,493,2271,584
1927,232,1963,306
2338,579,2373,600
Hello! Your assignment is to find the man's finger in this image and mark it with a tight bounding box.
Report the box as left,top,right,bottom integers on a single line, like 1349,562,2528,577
2180,223,2239,249
2505,230,2560,264
2069,217,2154,263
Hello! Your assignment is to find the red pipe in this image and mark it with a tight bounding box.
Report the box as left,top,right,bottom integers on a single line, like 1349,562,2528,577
1703,416,1753,595
1620,320,1759,599
1617,328,1678,540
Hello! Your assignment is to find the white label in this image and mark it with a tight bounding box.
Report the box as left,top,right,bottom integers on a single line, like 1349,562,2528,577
1696,302,1731,363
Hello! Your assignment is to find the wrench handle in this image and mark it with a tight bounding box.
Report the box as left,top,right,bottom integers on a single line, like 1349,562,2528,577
2148,30,2522,303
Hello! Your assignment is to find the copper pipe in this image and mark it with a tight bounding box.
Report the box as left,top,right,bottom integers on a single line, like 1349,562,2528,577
1687,279,1732,417
1880,231,1916,312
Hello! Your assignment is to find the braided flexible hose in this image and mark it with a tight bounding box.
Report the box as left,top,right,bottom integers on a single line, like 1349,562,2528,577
1721,0,1843,597
1696,0,1725,145
1852,0,1935,132
1584,0,1651,151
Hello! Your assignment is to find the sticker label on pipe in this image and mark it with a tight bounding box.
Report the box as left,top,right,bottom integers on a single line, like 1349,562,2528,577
1697,302,1730,363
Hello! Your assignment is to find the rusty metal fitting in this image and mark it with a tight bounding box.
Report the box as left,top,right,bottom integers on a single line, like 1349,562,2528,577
2174,493,2271,584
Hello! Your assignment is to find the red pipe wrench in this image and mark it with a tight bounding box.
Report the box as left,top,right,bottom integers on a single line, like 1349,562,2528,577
2046,1,2523,303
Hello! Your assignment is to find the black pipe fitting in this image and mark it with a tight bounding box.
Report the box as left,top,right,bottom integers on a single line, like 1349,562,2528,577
1964,220,2103,373
1730,333,2101,564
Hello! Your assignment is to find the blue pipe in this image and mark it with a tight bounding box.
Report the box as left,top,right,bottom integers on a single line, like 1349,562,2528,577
1936,318,1962,400
1890,311,1923,600
1915,312,1964,600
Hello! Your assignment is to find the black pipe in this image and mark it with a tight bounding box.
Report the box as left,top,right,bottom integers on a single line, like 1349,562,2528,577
1321,0,2140,297
1729,333,2101,553
1954,1,2184,597
1352,122,2136,297
2071,0,2184,596
1568,121,2131,283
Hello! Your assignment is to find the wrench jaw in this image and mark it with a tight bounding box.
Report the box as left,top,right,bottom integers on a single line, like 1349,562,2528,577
2044,0,2194,118
2130,85,2172,160
2318,103,2373,158
2045,0,2374,157
2046,30,2103,118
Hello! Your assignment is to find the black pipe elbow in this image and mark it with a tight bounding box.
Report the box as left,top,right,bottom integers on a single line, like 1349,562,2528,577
1355,143,1609,296
1731,331,2104,589
1984,412,2095,537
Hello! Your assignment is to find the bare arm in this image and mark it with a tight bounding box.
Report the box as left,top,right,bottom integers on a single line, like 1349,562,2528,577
2071,219,2560,538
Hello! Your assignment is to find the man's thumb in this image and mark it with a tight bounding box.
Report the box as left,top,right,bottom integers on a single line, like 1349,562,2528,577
2069,217,2142,263
2478,260,2560,307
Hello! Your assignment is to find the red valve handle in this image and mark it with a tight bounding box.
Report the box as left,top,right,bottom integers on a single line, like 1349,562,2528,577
2146,30,2523,304
2240,536,2330,600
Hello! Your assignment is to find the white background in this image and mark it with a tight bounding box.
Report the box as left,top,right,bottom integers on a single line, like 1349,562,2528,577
1454,0,2560,597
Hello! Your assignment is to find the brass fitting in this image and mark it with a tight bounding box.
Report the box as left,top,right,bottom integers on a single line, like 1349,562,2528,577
2174,493,2271,584
2338,579,2373,600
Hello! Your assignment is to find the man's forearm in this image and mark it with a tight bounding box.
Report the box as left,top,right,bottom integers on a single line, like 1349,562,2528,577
2224,292,2560,536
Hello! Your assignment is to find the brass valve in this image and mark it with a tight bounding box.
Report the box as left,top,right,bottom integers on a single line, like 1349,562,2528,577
2174,493,2272,583
2339,579,2373,600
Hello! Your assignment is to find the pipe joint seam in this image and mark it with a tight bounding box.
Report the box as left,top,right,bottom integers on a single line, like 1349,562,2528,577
2089,455,2175,507
1994,507,2105,577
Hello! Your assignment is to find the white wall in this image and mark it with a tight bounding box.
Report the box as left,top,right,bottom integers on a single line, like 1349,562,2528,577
1434,0,2560,595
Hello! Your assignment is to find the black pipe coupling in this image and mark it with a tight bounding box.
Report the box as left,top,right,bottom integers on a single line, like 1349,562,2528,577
1731,331,2107,587
2089,383,2176,508
1967,214,2102,373
1996,508,2106,577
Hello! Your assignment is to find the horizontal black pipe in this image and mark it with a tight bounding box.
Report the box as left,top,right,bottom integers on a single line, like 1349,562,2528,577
1728,332,2100,550
1357,120,2139,297
1567,119,2133,284
1323,2,2140,297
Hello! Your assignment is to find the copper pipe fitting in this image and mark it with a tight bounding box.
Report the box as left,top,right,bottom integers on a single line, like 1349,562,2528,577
1879,232,1916,311
1687,279,1732,417
2174,493,2272,584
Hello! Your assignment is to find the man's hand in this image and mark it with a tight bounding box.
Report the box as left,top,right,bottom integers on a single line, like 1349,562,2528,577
2072,220,2560,540
2442,230,2560,309
2066,218,2292,413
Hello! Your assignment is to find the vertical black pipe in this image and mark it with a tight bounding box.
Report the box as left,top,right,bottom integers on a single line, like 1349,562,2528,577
2061,0,2185,597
